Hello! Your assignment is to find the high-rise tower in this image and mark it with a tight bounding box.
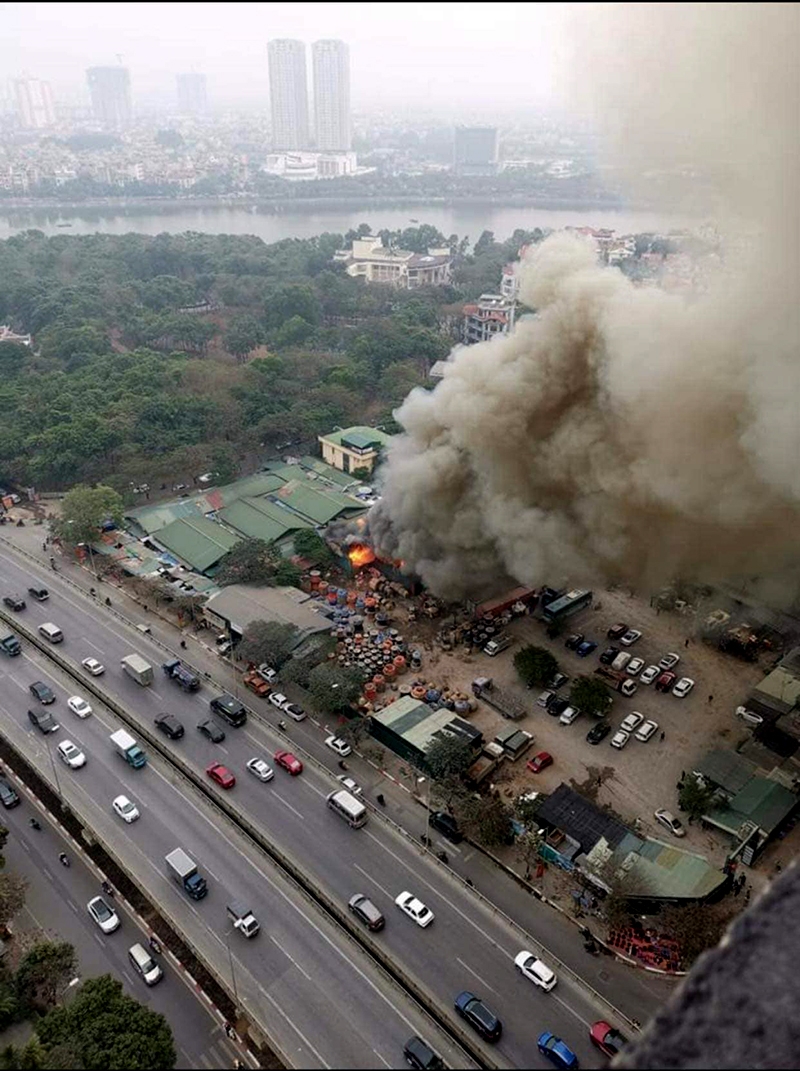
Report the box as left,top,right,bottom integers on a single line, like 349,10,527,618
14,78,55,129
312,39,351,151
86,66,132,129
267,39,310,150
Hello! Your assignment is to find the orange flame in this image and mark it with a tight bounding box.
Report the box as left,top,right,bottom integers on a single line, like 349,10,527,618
348,543,376,568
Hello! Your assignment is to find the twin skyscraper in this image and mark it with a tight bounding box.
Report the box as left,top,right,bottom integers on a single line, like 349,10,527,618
268,39,350,152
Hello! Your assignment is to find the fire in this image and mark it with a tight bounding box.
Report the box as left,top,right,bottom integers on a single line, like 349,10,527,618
348,543,376,568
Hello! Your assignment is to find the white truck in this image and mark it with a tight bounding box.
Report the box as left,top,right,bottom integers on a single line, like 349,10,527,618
110,728,147,769
226,899,260,938
121,653,154,686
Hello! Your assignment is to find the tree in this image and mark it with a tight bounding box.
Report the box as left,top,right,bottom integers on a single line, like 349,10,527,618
293,530,333,566
215,538,274,586
679,777,719,821
568,676,612,718
513,645,559,688
424,734,475,781
0,875,27,929
307,664,363,715
36,974,176,1069
224,315,263,363
52,484,123,547
15,942,77,1013
660,903,736,967
460,795,513,848
237,620,299,667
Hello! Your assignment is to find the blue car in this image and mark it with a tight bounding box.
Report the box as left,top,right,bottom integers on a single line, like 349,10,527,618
576,640,598,658
538,1032,579,1069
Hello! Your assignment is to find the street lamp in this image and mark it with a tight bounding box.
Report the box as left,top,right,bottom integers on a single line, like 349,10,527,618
77,541,98,581
45,737,63,799
417,776,431,852
61,976,81,1005
224,927,240,1007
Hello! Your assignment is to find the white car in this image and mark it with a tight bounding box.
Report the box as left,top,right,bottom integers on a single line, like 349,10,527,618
268,692,288,709
659,652,681,670
283,703,306,722
620,711,644,734
610,729,631,749
654,808,686,838
257,664,277,684
558,706,581,725
246,757,274,782
620,629,642,647
514,951,557,991
395,891,434,928
634,719,659,742
536,690,555,708
57,740,86,768
81,657,104,676
626,657,645,676
112,795,139,823
67,695,93,718
673,677,695,698
736,705,764,725
87,895,120,934
336,774,362,795
639,665,660,686
325,735,351,757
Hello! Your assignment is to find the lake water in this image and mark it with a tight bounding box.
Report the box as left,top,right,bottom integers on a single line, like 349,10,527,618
0,201,693,243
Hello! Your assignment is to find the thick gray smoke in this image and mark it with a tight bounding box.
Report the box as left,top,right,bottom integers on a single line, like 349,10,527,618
370,4,800,602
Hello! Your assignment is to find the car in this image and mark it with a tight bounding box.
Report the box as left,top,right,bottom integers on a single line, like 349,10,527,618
29,681,55,705
403,1036,444,1071
454,991,502,1042
257,664,278,684
610,729,630,749
736,705,764,725
206,762,236,789
576,640,597,657
274,749,303,775
246,757,274,782
395,891,434,927
538,1032,579,1069
57,740,86,768
514,951,557,990
564,633,584,650
430,811,462,843
67,695,92,718
559,706,581,726
634,718,659,742
673,676,695,698
348,893,385,932
548,672,569,690
325,734,351,757
87,895,120,934
215,636,232,656
197,719,226,743
620,712,643,734
81,657,105,676
659,652,681,670
655,808,686,837
337,774,362,795
626,657,645,676
639,664,660,685
283,702,307,722
0,778,20,808
589,1021,627,1058
112,795,139,822
210,694,247,727
527,751,554,774
599,646,619,665
536,689,555,708
268,692,288,709
28,708,59,734
547,696,570,717
607,622,628,640
620,629,642,646
586,721,611,745
27,586,49,602
154,713,184,740
655,670,678,692
3,594,25,611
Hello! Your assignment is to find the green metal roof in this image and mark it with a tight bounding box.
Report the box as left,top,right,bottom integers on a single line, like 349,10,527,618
298,455,357,488
125,499,203,535
620,841,728,900
694,749,759,795
318,425,393,450
219,497,312,544
153,516,240,573
275,480,366,525
732,778,796,834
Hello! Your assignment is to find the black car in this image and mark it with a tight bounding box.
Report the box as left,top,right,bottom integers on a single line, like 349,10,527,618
29,681,55,704
348,893,385,932
564,633,584,650
403,1036,444,1070
28,708,59,734
2,594,25,611
606,623,628,640
27,586,49,602
210,694,247,727
546,696,570,717
599,646,619,665
454,991,502,1042
430,811,463,844
154,713,184,740
197,719,226,743
586,720,611,745
548,672,569,690
0,778,20,808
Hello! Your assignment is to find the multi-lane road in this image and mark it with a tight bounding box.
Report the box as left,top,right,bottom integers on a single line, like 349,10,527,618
0,534,674,1067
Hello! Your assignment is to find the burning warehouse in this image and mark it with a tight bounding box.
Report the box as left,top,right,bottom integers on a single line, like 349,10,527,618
326,517,422,594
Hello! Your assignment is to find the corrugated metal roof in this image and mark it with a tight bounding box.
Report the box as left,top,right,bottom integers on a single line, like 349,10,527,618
317,425,393,449
297,455,356,488
536,783,629,854
621,842,727,900
219,496,312,544
275,480,366,525
152,516,240,573
694,749,759,794
732,778,796,834
126,499,204,535
204,584,331,638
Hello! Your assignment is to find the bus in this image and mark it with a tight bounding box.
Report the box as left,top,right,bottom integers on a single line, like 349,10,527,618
542,589,593,625
326,789,368,828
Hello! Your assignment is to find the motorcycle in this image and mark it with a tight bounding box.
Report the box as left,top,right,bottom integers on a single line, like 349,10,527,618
436,850,449,864
58,853,70,867
376,793,386,806
28,818,41,831
101,881,115,898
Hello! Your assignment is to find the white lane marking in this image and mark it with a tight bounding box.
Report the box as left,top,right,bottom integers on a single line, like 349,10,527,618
456,956,496,993
353,864,393,901
272,792,304,820
551,990,593,1029
270,935,312,981
149,689,165,701
373,1049,392,1068
82,638,104,654
203,864,220,882
7,673,28,692
256,982,330,1069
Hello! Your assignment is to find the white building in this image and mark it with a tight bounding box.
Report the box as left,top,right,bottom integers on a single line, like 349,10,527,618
462,294,516,345
312,39,351,151
333,236,452,288
268,39,310,150
263,151,356,181
14,78,55,130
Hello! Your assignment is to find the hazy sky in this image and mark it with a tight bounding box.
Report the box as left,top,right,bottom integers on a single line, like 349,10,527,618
3,1,570,115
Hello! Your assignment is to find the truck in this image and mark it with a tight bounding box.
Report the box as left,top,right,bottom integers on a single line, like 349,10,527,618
165,848,207,900
243,668,270,698
484,634,513,657
226,899,260,937
472,677,526,720
162,659,200,692
121,654,154,686
0,630,21,657
594,666,638,697
110,729,147,769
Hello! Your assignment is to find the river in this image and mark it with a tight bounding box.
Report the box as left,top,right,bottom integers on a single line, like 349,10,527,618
0,201,695,243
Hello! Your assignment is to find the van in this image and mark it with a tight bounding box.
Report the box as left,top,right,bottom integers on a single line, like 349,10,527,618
128,943,163,985
0,778,20,809
327,789,368,828
611,652,631,672
348,893,385,932
484,634,512,657
38,622,63,643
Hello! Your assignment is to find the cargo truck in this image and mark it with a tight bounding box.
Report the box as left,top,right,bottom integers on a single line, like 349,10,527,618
472,676,526,719
110,728,147,768
121,654,154,686
594,666,638,697
165,848,207,900
0,629,21,657
226,899,260,937
484,634,513,657
162,659,200,692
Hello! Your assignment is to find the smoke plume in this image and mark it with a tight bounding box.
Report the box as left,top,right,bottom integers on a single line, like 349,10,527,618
370,3,800,602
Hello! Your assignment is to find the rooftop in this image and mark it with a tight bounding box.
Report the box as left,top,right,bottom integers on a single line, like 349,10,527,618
317,425,394,451
536,783,629,854
694,748,760,795
152,515,240,574
204,584,331,639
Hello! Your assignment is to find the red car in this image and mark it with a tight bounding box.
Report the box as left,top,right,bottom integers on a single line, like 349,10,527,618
589,1021,627,1058
655,670,678,692
274,749,303,776
527,751,554,774
206,762,236,789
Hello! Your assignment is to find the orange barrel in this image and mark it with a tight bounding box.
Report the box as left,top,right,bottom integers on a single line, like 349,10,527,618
309,570,321,589
327,591,338,605
364,683,377,701
411,685,427,700
347,590,358,607
373,674,386,693
364,597,377,614
393,655,406,673
353,633,364,645
318,580,329,596
383,663,396,681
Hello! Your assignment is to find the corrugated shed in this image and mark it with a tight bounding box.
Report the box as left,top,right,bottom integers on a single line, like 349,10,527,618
219,496,312,544
204,584,331,639
152,516,240,573
275,480,366,525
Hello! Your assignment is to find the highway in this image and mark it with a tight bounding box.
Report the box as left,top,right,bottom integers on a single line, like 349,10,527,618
0,534,673,1067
